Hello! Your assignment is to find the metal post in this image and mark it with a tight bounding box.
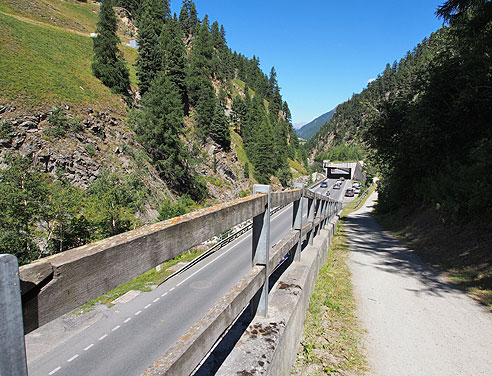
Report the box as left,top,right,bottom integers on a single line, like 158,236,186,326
252,184,271,317
320,197,326,229
313,193,320,239
0,254,28,376
307,194,314,245
293,183,304,261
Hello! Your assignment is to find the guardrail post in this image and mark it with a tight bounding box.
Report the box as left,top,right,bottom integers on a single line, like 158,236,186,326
307,192,315,245
0,254,28,376
292,183,304,261
252,184,271,317
320,197,327,229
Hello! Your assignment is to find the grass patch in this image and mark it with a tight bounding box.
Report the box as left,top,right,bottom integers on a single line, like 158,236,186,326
231,129,254,180
0,0,100,34
288,157,307,176
375,206,492,311
76,248,206,314
292,223,368,375
204,175,224,188
0,10,132,110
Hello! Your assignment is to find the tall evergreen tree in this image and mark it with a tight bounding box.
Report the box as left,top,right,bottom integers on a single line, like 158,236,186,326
159,16,188,112
92,0,131,96
178,0,199,35
135,0,166,96
187,15,213,105
135,73,207,200
231,94,247,134
211,103,231,150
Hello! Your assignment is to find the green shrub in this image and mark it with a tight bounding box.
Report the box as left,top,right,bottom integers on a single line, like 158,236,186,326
158,195,195,221
84,144,96,156
0,121,13,139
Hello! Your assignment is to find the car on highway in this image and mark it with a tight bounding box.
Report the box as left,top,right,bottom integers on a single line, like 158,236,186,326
353,187,361,194
345,188,355,197
352,181,361,188
340,177,345,181
320,181,328,188
325,191,331,197
333,183,341,189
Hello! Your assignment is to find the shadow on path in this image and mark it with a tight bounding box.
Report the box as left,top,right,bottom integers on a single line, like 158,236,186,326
344,207,459,299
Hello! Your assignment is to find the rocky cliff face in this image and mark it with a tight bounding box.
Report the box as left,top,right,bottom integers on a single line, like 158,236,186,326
0,103,259,221
0,103,173,221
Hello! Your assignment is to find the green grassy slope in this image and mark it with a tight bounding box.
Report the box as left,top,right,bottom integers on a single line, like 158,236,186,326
0,0,100,35
0,11,136,111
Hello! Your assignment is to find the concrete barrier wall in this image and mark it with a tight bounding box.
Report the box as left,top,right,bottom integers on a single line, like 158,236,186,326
215,214,340,376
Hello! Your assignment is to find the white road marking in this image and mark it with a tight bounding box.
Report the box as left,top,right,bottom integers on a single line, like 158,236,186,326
67,354,79,362
176,245,234,287
161,292,168,297
98,334,108,341
49,366,61,375
124,317,131,323
135,310,142,316
84,344,94,351
112,325,120,331
144,304,151,309
153,298,160,303
169,287,175,291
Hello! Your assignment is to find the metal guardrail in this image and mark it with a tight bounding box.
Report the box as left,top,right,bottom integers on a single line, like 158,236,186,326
352,183,374,209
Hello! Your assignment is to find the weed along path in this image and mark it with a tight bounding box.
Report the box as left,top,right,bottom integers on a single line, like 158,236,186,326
345,191,492,376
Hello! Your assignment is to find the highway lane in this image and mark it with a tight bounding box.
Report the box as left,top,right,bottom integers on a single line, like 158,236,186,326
27,179,348,376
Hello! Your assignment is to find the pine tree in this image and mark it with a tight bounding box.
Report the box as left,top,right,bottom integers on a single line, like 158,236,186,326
231,94,247,134
211,103,231,150
160,16,188,112
178,0,199,35
187,15,213,105
92,0,131,96
195,78,215,138
135,73,207,200
135,0,166,96
253,120,275,184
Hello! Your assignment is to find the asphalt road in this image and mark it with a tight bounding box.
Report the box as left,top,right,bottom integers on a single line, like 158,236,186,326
26,179,350,376
346,191,492,376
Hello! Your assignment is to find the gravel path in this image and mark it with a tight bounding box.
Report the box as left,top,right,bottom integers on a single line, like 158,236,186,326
346,191,492,376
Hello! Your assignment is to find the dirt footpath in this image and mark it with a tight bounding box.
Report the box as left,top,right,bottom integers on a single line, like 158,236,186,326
346,191,492,376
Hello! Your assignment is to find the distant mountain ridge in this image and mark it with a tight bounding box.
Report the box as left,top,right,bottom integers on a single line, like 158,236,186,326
296,108,336,140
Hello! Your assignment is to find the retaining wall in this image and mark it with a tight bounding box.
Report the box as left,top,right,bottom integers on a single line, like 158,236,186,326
215,214,340,375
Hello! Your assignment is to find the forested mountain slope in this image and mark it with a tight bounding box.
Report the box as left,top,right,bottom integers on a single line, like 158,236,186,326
0,0,306,265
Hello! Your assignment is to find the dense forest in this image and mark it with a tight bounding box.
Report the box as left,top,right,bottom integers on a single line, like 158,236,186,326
309,0,492,224
0,0,304,265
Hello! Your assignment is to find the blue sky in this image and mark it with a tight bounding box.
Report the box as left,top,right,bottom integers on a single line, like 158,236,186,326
170,1,445,125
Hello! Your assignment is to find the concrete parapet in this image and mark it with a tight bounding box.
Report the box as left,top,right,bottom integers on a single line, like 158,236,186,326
271,189,302,208
20,194,267,333
215,214,340,376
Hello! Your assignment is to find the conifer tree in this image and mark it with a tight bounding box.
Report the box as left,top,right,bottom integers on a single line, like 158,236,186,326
179,0,199,35
92,0,131,96
160,16,188,112
135,0,166,96
211,103,231,150
135,73,206,200
231,94,247,134
195,79,215,137
187,15,213,105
